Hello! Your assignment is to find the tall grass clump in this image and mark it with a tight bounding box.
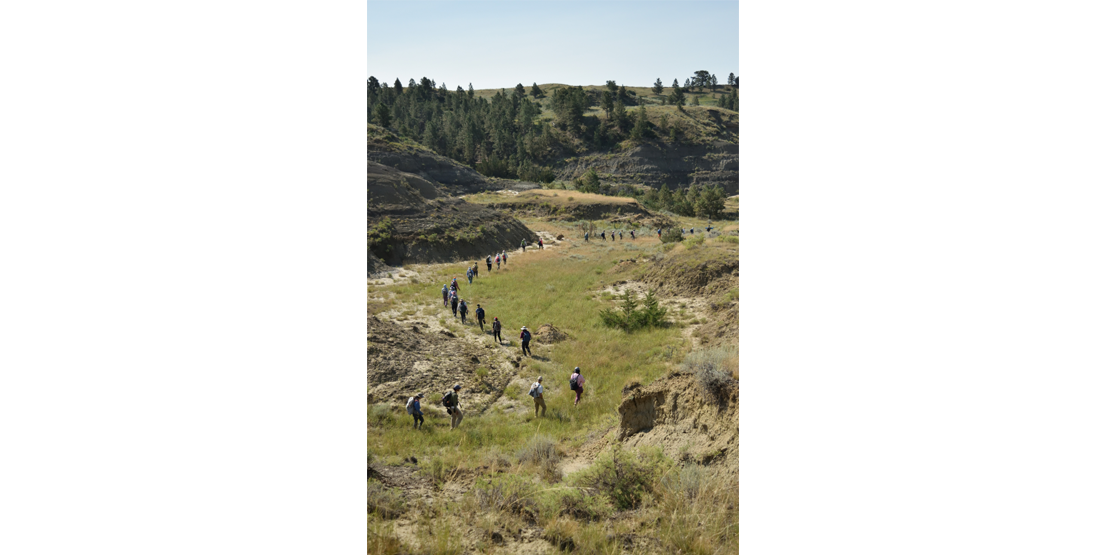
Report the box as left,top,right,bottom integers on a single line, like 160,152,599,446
571,445,673,510
599,290,669,332
682,345,738,405
516,434,563,482
683,234,705,249
367,479,407,519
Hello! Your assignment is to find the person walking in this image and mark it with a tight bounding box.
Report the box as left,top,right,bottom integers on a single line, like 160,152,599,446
487,255,493,272
657,228,662,239
475,304,486,331
450,292,459,317
496,253,501,268
442,285,449,306
569,367,586,407
618,230,623,240
601,231,606,241
406,393,424,430
458,299,468,324
520,326,532,357
521,239,526,252
610,230,615,242
451,276,460,293
529,376,546,417
630,230,635,240
502,251,508,265
473,262,479,278
467,267,473,285
538,237,543,249
442,385,463,430
492,317,503,344
584,231,589,242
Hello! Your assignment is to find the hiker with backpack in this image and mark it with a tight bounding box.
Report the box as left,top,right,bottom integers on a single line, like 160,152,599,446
502,251,508,265
442,384,463,429
657,228,662,238
529,376,546,417
492,317,503,344
584,231,589,242
473,262,479,278
601,231,606,241
538,238,543,249
442,285,449,306
521,239,526,252
630,230,635,240
618,230,623,240
467,267,473,285
610,230,615,241
450,293,459,317
406,393,424,430
487,255,493,272
451,276,460,292
569,367,586,407
459,299,468,324
475,304,486,331
519,326,532,357
496,253,501,268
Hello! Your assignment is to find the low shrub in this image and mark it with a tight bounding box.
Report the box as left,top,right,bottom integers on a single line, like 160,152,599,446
571,445,672,510
473,474,538,518
683,235,705,249
367,479,407,519
368,403,396,427
682,346,738,405
599,290,669,332
660,227,683,243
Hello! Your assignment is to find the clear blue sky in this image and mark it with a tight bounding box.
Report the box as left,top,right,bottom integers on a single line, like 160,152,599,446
368,0,738,90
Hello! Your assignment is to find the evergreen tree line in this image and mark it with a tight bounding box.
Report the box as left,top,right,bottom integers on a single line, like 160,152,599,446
637,183,730,220
368,72,736,182
368,75,557,182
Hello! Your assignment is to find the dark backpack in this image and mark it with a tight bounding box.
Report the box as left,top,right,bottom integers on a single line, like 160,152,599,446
569,375,579,390
442,391,455,407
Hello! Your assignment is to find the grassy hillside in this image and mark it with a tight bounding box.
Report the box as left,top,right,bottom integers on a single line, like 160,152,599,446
368,209,738,553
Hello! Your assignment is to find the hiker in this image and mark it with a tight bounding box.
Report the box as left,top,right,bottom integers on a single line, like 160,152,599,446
690,227,694,234
487,255,493,272
529,376,546,417
442,384,463,430
467,267,473,285
611,230,615,241
619,230,623,240
492,317,503,344
451,293,459,317
601,231,606,241
502,251,508,265
706,226,712,233
520,326,532,357
475,304,486,331
406,393,424,430
569,367,586,407
584,231,589,242
657,228,662,238
473,262,479,278
538,237,543,249
496,253,501,268
442,285,449,306
630,230,635,240
459,299,468,324
521,239,526,252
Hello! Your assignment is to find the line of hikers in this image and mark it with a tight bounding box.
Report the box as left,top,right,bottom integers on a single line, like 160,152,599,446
584,229,636,242
406,367,587,429
520,237,544,252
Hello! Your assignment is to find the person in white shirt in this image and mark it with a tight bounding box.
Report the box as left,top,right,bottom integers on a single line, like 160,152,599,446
530,376,545,417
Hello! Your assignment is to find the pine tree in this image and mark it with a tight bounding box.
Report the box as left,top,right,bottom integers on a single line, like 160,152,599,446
672,78,679,88
652,77,664,96
514,83,526,98
531,82,543,97
691,95,700,106
631,104,649,141
393,78,403,94
374,103,391,127
601,91,614,120
728,72,735,88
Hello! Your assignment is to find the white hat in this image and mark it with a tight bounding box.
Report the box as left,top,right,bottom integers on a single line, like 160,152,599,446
522,326,527,330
